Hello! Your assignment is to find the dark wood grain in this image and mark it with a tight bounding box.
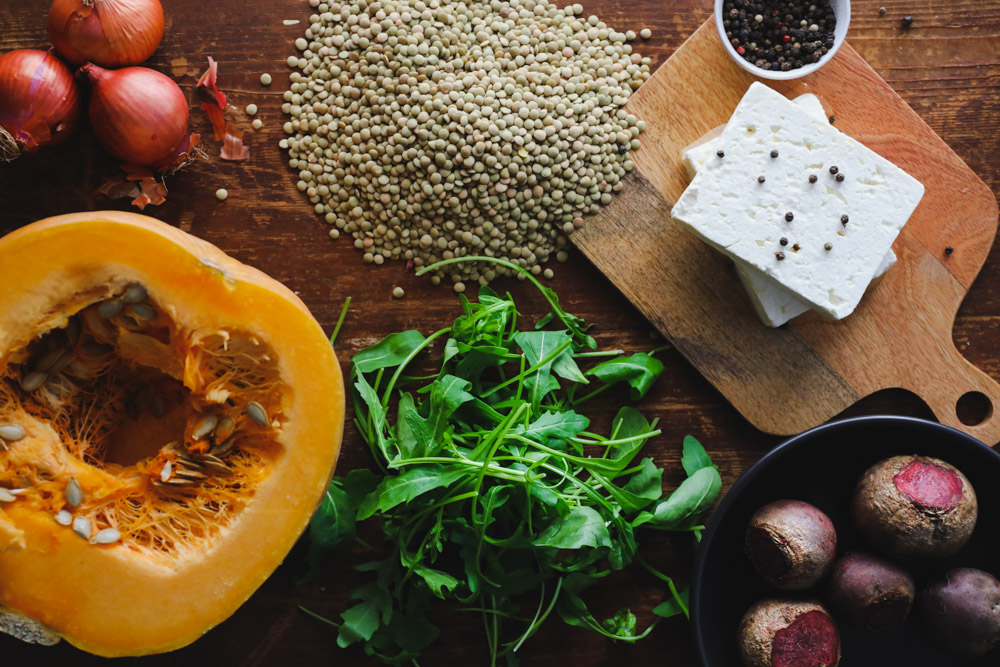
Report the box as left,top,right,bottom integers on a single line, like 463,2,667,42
0,0,998,664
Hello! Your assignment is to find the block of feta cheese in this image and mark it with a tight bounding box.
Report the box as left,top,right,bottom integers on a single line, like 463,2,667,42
682,93,897,327
682,94,827,179
671,82,924,320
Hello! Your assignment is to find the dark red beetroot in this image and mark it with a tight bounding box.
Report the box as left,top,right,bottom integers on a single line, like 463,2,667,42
738,599,841,667
852,455,977,559
916,567,1000,657
828,552,914,630
746,500,837,590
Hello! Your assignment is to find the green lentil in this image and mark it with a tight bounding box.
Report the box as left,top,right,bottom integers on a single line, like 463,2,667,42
281,0,650,283
640,28,652,39
392,286,405,299
245,104,258,116
215,188,228,201
260,73,272,86
252,119,264,130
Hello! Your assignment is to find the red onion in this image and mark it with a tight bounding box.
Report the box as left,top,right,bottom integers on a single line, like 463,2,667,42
0,49,82,162
49,0,165,68
82,64,190,169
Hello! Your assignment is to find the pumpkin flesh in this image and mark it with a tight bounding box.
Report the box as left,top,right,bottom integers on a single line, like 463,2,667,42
0,211,344,656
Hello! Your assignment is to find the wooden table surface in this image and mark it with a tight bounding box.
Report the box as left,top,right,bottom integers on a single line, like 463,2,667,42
1,0,998,664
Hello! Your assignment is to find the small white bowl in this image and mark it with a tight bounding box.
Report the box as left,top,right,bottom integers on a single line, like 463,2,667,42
714,0,850,80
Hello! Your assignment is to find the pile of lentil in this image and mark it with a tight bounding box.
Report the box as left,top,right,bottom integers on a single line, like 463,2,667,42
281,0,652,288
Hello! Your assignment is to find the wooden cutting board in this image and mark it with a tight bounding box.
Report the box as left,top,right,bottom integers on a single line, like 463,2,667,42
573,17,1000,443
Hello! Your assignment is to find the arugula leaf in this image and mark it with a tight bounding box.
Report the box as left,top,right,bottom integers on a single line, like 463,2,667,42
352,330,427,374
681,435,715,475
533,506,612,550
633,466,723,529
357,465,468,520
587,352,665,399
514,330,587,384
513,410,590,443
622,458,664,504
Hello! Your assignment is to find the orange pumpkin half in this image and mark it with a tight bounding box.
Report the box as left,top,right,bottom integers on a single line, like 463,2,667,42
0,211,344,656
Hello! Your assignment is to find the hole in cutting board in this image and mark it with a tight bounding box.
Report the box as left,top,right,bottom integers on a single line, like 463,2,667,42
956,391,992,426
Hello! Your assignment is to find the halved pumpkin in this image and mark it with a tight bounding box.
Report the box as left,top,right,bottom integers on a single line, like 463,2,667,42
0,211,344,656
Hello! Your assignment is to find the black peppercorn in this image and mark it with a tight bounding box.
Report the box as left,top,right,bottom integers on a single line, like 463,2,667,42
945,245,954,255
758,175,766,183
824,242,833,250
770,149,779,158
808,174,818,183
829,165,839,175
717,149,725,158
785,211,794,222
835,173,845,182
841,214,849,225
780,237,789,246
828,115,836,124
775,251,786,261
902,15,913,27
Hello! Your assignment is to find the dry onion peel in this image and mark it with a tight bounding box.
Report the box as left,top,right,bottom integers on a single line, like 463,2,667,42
49,0,165,68
200,102,226,142
196,56,227,110
220,122,249,161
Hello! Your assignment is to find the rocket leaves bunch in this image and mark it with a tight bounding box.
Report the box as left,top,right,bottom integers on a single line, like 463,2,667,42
304,259,722,665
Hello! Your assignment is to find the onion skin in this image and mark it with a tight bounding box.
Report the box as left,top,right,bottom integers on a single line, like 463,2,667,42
0,49,82,160
49,0,165,68
82,64,189,169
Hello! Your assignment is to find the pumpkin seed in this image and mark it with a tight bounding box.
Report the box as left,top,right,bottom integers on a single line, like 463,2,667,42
0,424,26,442
54,508,73,526
0,488,16,503
79,341,113,358
122,284,148,304
210,437,235,457
246,402,269,427
36,348,65,373
173,468,206,481
65,477,83,507
201,459,234,476
163,477,194,486
49,349,76,374
215,416,235,442
98,299,123,319
20,371,47,392
192,413,219,440
72,516,92,540
91,528,121,545
160,460,172,483
128,303,155,321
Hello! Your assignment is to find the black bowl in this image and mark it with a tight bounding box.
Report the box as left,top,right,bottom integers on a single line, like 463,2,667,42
691,415,1000,666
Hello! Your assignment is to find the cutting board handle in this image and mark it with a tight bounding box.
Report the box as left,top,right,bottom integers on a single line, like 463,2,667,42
908,345,1000,445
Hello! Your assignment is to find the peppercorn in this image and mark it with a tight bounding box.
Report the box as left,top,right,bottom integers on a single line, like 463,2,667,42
902,15,913,27
770,149,779,158
785,212,794,222
808,174,818,183
717,150,725,158
758,175,766,183
945,245,954,255
829,165,839,175
828,115,836,124
780,237,789,246
878,6,886,15
824,242,833,250
775,251,786,261
841,214,849,225
835,173,845,182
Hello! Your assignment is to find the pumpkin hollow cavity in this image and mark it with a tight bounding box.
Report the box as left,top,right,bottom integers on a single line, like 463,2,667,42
0,283,286,564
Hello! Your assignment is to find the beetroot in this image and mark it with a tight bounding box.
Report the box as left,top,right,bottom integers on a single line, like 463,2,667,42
828,552,914,630
745,500,837,590
738,599,841,667
916,567,1000,657
852,455,977,559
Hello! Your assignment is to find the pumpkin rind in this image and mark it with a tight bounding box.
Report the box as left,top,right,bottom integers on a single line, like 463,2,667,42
0,211,344,656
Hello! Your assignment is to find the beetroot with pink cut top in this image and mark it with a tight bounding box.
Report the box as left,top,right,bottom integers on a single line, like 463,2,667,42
738,599,841,667
745,500,837,590
828,552,915,630
852,455,977,559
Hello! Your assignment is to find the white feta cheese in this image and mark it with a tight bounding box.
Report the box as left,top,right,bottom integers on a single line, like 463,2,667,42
671,82,924,320
682,93,897,327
